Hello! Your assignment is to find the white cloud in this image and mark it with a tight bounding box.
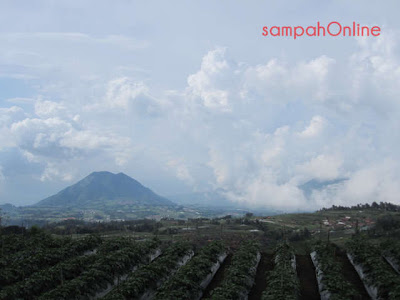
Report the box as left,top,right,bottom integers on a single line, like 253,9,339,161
348,32,400,111
187,47,232,112
298,115,326,138
242,55,335,104
2,30,400,209
297,154,343,181
40,163,74,182
0,106,26,149
106,78,145,109
207,147,232,186
291,56,335,101
9,114,133,181
166,158,194,185
241,175,306,210
311,160,400,208
34,100,66,118
11,118,74,158
102,77,167,116
0,106,25,126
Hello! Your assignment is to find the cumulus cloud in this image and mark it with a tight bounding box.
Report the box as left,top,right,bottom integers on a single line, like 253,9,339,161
242,55,335,104
34,100,66,118
0,106,26,149
11,118,80,159
0,106,25,126
297,115,326,138
23,118,126,152
1,29,400,209
101,77,169,117
187,47,234,112
182,38,400,210
40,163,74,182
311,160,400,208
297,154,343,181
8,111,133,181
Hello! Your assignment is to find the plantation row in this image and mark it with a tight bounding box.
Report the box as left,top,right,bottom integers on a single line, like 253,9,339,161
262,242,299,300
38,239,160,299
0,234,161,299
346,238,400,299
102,240,261,300
0,234,101,288
154,240,227,300
103,241,194,299
1,231,400,300
311,241,356,299
198,239,400,300
207,240,260,299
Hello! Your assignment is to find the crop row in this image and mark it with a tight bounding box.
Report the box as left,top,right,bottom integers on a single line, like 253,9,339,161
380,239,400,274
262,242,299,300
0,254,97,300
0,235,101,287
208,240,260,300
1,233,71,269
0,237,164,299
0,230,68,257
346,237,400,299
38,238,160,300
103,241,194,299
154,241,227,300
311,241,356,300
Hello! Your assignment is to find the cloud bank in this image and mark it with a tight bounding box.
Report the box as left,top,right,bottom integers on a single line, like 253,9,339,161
1,29,400,210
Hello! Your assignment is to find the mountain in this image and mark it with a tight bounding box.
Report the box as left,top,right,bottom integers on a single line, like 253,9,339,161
0,203,17,212
35,171,175,208
299,178,347,198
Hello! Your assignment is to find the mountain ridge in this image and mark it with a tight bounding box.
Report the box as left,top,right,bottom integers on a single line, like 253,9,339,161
35,171,175,208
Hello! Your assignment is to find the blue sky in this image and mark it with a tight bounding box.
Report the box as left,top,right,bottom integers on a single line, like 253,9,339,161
1,0,400,210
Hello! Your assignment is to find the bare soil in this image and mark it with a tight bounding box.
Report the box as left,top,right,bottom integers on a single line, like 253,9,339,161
296,254,321,300
248,253,274,300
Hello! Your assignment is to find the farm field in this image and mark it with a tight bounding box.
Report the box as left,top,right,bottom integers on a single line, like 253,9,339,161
1,223,400,300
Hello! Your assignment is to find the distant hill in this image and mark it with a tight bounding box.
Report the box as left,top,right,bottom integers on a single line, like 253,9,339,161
35,171,175,208
299,178,347,198
0,203,17,212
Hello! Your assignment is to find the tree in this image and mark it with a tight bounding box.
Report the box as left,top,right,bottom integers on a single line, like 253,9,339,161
245,212,254,218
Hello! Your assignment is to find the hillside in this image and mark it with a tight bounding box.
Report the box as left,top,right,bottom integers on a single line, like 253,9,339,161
35,171,175,208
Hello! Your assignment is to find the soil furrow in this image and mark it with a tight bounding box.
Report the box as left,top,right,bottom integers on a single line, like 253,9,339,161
248,253,273,300
296,254,320,300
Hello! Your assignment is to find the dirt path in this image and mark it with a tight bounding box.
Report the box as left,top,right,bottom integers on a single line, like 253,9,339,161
201,253,232,299
296,254,320,300
248,253,273,300
335,247,370,299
